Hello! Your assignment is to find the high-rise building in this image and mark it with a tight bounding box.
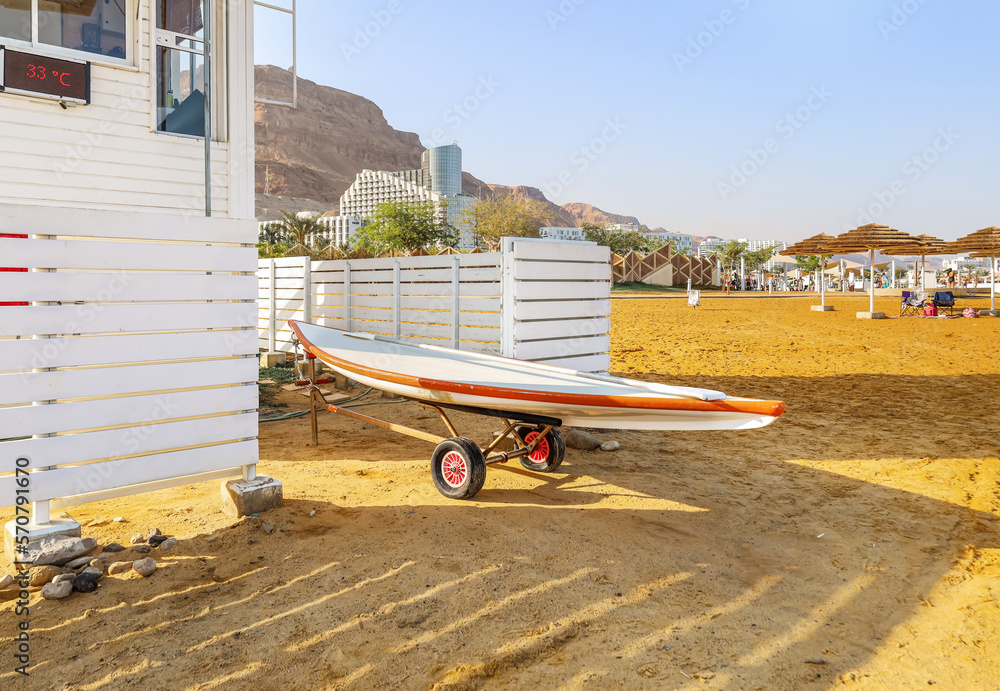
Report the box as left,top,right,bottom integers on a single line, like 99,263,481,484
338,142,478,249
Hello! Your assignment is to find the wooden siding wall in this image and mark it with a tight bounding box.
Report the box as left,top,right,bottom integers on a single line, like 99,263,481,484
0,203,259,510
0,0,250,218
258,241,613,373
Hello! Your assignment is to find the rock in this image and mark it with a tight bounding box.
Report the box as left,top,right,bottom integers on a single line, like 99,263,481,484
148,534,169,547
113,517,126,522
73,572,101,593
159,538,179,553
564,429,603,451
23,536,98,567
146,528,162,540
65,555,98,570
131,544,152,555
108,562,134,575
103,543,126,553
600,441,621,452
80,566,104,579
0,574,13,590
133,558,156,577
52,573,76,585
29,565,65,587
41,581,73,600
262,524,275,535
130,533,145,545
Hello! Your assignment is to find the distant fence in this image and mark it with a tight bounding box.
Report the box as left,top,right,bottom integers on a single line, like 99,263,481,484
612,246,719,286
259,238,612,372
0,203,259,514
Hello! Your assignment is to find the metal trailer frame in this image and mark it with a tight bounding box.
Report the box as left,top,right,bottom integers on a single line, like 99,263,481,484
294,349,566,500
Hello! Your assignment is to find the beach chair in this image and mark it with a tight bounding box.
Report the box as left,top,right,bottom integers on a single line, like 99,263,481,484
900,290,923,316
932,291,956,315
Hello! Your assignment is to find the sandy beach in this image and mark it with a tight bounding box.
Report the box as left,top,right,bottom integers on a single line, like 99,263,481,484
3,293,999,690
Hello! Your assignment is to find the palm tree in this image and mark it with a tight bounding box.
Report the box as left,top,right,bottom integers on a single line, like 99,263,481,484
277,211,323,256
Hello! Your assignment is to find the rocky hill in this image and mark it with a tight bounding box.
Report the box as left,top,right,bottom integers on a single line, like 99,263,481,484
560,203,650,231
253,65,647,229
255,66,423,208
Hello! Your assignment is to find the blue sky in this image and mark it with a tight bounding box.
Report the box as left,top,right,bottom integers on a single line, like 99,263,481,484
255,1,998,242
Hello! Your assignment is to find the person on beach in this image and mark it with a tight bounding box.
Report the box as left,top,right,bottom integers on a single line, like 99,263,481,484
946,269,956,289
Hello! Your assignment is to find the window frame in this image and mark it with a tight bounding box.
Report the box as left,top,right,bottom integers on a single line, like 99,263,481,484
149,0,226,142
0,0,136,69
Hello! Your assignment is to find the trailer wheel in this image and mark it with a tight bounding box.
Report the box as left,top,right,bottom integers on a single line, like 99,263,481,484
517,427,565,473
431,437,487,500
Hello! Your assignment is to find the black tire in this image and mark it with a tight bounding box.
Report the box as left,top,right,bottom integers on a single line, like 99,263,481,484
516,427,565,473
431,437,487,500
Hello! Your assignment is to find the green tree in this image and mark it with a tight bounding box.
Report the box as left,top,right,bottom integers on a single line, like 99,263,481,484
711,241,748,281
351,200,456,256
581,223,657,255
745,244,781,274
461,194,548,250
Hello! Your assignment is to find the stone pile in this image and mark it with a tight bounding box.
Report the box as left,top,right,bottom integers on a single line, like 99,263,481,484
0,526,178,602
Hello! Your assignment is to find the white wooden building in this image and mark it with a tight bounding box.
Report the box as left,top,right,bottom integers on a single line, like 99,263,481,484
0,1,271,538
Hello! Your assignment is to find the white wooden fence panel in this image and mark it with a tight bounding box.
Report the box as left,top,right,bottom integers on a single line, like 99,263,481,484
502,239,611,371
0,203,259,511
0,440,258,505
513,282,611,301
0,359,257,407
514,318,612,342
1,303,257,337
0,331,258,371
514,300,611,321
0,387,259,439
530,353,611,372
513,262,612,282
0,272,257,303
0,237,255,272
513,335,611,361
0,413,258,474
513,242,610,263
257,241,605,369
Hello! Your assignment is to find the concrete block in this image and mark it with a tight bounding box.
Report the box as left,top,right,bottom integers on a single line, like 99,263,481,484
260,352,286,367
979,309,1000,317
4,514,81,568
810,305,835,312
856,311,887,320
221,476,283,518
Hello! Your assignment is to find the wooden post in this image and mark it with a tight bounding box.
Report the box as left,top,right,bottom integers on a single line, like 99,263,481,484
344,262,352,331
268,259,276,353
393,259,401,338
452,256,461,349
302,256,312,325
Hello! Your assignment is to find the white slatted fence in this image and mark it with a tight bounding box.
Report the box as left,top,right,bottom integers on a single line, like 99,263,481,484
258,239,611,371
0,203,258,513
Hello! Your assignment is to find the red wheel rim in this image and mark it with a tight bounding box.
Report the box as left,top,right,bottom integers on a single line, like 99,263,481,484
524,432,550,463
441,451,468,488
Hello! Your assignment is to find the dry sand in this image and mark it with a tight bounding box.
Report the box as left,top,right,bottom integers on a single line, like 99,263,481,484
3,293,999,690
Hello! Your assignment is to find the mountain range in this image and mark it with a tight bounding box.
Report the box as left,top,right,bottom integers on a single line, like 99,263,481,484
253,66,654,231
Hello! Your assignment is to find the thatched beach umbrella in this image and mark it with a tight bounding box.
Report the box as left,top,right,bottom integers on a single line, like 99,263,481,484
946,226,1000,314
881,234,948,291
826,224,922,318
783,233,837,311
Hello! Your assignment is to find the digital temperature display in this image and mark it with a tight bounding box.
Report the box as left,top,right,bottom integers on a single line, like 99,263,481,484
1,46,90,104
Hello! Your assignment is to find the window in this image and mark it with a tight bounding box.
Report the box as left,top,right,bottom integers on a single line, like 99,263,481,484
0,0,129,62
154,0,209,138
